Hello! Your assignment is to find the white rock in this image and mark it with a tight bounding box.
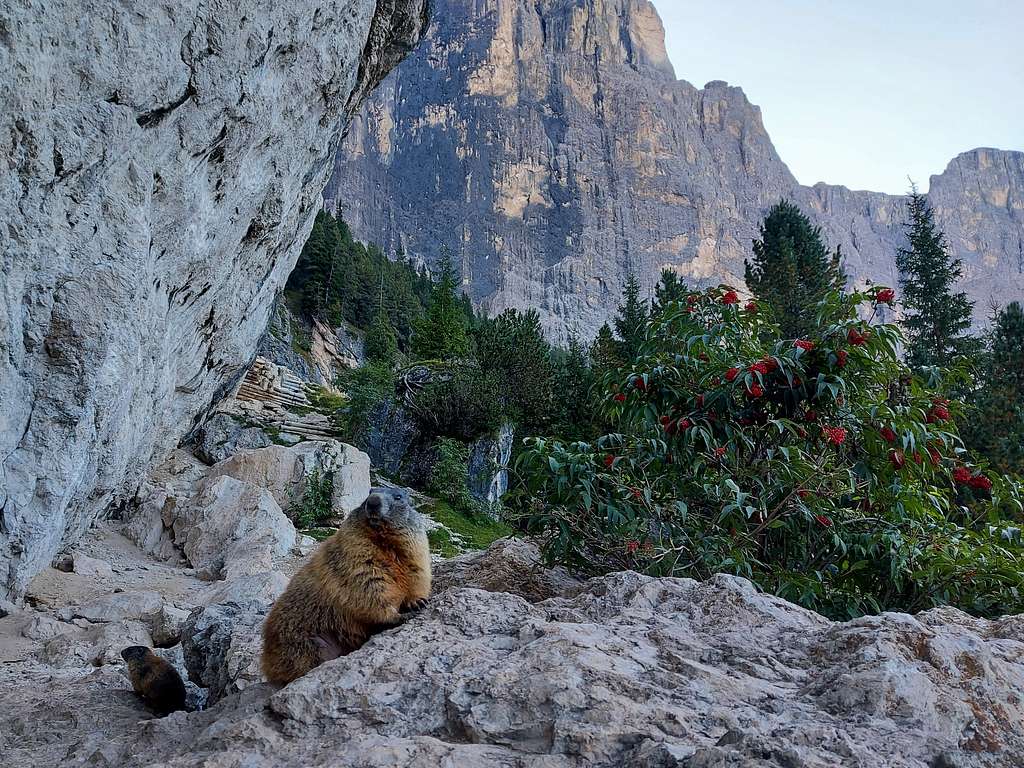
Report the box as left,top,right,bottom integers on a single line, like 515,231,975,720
71,553,114,579
204,440,371,517
166,475,296,580
21,614,69,642
72,591,164,625
0,0,428,600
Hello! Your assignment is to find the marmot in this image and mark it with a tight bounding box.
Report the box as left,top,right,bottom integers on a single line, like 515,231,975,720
121,646,187,716
261,487,431,685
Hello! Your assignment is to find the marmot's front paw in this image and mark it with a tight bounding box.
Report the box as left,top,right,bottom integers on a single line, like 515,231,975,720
400,597,429,614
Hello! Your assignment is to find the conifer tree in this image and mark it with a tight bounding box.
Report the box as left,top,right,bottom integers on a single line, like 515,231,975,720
551,336,597,441
412,254,470,360
744,200,846,339
590,322,621,378
963,302,1024,475
364,299,399,367
895,187,977,369
613,273,649,363
652,269,689,314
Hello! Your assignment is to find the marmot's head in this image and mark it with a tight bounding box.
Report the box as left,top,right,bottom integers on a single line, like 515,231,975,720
351,488,425,532
121,645,155,669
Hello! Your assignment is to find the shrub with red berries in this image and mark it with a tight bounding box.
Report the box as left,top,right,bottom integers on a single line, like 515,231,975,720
517,285,1024,620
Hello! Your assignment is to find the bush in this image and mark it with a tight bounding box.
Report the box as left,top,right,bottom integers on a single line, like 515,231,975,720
411,364,503,442
335,363,396,443
293,468,335,529
427,438,477,512
514,286,1024,619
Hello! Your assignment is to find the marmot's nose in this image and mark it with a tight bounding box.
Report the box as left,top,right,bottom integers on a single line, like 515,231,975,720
366,496,383,514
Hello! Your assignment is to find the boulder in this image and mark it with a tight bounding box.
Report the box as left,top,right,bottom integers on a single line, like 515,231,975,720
165,476,296,580
191,413,272,466
72,591,163,625
204,440,371,517
70,554,115,579
433,538,584,603
181,572,284,704
40,619,152,668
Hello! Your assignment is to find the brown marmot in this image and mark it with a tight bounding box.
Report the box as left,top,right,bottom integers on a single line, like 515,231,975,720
261,487,431,685
121,646,187,716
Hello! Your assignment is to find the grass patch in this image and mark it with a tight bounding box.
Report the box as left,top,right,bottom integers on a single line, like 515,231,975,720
423,499,512,556
301,527,337,542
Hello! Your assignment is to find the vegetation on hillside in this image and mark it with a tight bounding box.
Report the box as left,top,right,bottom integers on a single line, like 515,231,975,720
288,201,1023,621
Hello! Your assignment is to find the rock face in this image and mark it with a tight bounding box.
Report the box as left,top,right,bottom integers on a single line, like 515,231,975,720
0,0,428,598
327,0,1024,339
13,563,1020,767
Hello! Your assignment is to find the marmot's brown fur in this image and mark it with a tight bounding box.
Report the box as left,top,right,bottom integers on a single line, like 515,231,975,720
261,488,431,685
121,646,187,716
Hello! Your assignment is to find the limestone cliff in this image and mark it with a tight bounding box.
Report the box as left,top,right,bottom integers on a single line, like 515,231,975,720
327,0,1024,338
0,0,427,598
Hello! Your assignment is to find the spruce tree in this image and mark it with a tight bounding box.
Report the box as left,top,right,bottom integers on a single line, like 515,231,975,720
412,254,470,360
744,200,846,339
652,269,689,314
963,302,1024,476
613,273,649,363
895,187,977,369
364,306,399,367
551,336,597,441
589,322,621,378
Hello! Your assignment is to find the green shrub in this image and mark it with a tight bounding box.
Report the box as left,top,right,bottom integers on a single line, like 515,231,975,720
335,363,396,442
411,365,503,442
428,438,477,511
294,468,335,528
514,286,1024,620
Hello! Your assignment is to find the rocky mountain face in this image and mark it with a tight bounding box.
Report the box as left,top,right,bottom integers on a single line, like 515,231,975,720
0,0,427,599
326,0,1024,339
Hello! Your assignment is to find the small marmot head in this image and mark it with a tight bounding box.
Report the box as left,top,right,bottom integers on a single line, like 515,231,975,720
121,645,154,667
351,488,425,532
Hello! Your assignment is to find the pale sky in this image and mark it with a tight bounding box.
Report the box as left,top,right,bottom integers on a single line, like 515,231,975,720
651,0,1023,194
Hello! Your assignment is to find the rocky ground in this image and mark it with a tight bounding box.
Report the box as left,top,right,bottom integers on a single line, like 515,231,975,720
0,413,1020,768
2,510,1022,766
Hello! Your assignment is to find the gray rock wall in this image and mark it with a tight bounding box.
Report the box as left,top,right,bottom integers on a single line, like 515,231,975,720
327,0,1024,340
0,0,428,598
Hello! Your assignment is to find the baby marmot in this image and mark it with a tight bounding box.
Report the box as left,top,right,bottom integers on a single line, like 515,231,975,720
121,646,187,716
261,487,431,685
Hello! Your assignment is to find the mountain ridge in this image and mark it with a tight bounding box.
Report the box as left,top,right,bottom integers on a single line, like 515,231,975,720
326,0,1024,338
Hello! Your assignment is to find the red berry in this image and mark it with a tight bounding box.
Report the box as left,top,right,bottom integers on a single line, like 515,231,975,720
953,467,972,485
603,454,615,468
725,367,740,382
614,393,626,403
890,450,906,469
815,514,833,528
722,290,740,305
745,301,758,313
847,327,868,346
876,288,895,304
835,350,849,368
794,339,815,351
823,427,846,446
879,427,897,443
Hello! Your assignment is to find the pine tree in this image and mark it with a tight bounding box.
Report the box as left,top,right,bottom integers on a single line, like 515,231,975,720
744,200,846,339
412,254,470,360
613,273,649,363
589,322,621,378
551,336,597,441
963,302,1024,476
474,309,554,429
364,275,399,367
895,187,977,369
652,269,689,314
